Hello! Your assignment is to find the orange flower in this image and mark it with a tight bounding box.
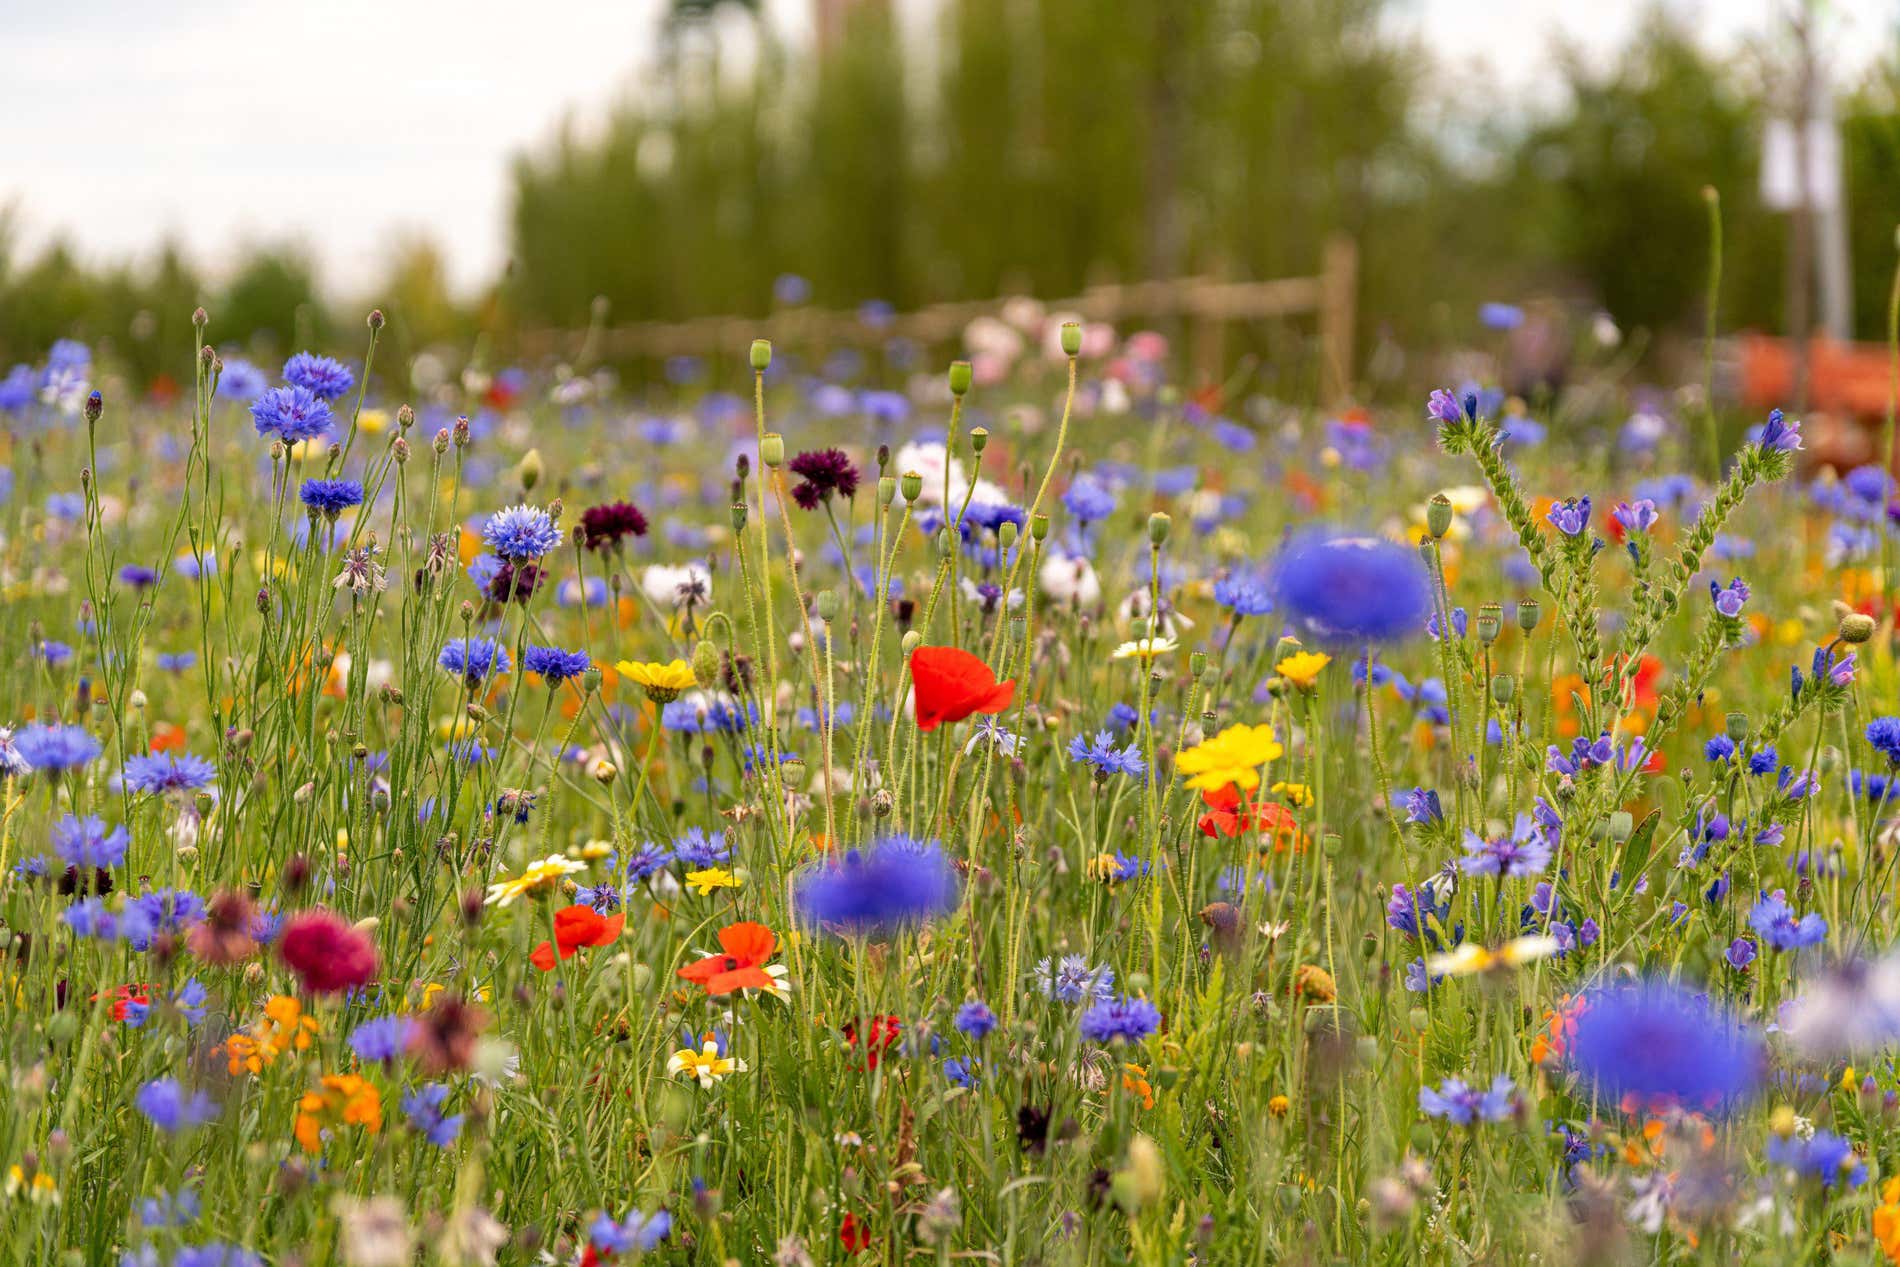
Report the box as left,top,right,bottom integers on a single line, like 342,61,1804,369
148,722,188,753
1531,994,1582,1066
222,995,320,1076
1121,1063,1155,1110
529,904,626,972
294,1073,382,1154
1196,785,1303,852
677,921,787,996
909,646,1014,732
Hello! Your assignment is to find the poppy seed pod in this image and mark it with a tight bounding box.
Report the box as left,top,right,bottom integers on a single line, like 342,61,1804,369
969,426,989,454
948,360,972,396
900,471,923,502
1476,603,1502,644
761,433,784,467
1516,599,1541,632
1425,493,1454,539
1148,513,1171,546
1060,322,1083,356
750,339,772,372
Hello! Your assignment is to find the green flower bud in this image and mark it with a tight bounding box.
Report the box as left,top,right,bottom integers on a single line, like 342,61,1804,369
750,339,772,372
901,630,923,656
517,448,543,491
761,433,784,468
691,640,721,685
949,360,972,396
969,426,989,454
1426,493,1454,539
730,502,748,532
1148,512,1171,546
1840,612,1876,644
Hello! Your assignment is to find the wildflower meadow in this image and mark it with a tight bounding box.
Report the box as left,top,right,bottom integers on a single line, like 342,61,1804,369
5,292,1900,1267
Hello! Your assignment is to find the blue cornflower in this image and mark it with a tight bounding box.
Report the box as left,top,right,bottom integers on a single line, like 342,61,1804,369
1479,302,1524,329
1755,408,1803,454
1709,577,1750,618
660,695,753,734
1567,980,1760,1114
1418,1075,1515,1124
249,385,334,444
1061,475,1117,524
1867,717,1900,766
523,645,591,684
1269,531,1432,645
481,503,563,561
401,1083,464,1147
1765,1129,1865,1188
1546,496,1591,537
1704,735,1736,763
1612,499,1658,533
1034,954,1114,1004
134,1079,216,1133
438,637,511,684
1068,730,1146,779
954,1000,997,1039
52,814,128,868
588,1208,672,1256
944,1056,978,1087
622,842,675,882
1212,571,1274,617
576,883,622,914
122,752,216,796
671,828,730,868
1749,889,1826,951
121,889,206,951
794,836,959,935
12,723,102,773
298,478,364,518
282,352,355,401
62,897,118,939
1457,815,1552,878
138,1187,203,1228
216,357,268,400
1078,994,1162,1045
170,1244,265,1267
348,1015,416,1064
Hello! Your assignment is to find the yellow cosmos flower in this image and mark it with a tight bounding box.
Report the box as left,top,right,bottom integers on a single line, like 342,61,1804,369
1175,723,1284,793
1274,650,1331,689
1427,935,1559,978
683,867,740,897
294,1073,383,1154
616,659,696,703
1111,638,1177,662
484,854,587,907
667,1037,747,1088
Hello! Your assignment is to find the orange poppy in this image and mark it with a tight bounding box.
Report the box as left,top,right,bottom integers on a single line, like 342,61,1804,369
529,904,626,972
909,646,1014,732
676,921,781,995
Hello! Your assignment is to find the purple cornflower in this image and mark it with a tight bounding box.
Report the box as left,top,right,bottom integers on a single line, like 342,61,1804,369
298,478,364,518
1418,1075,1514,1124
480,504,562,562
1709,577,1750,618
794,836,959,935
282,352,355,401
523,645,591,685
787,448,860,509
1749,889,1826,950
1457,815,1552,878
52,814,128,869
1078,994,1162,1045
1612,499,1658,533
1546,496,1592,537
249,385,334,444
121,752,216,796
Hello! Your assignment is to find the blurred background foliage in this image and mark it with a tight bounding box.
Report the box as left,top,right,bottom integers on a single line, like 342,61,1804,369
1,0,1897,388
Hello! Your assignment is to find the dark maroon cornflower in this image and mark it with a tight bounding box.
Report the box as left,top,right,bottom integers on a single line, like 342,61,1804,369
579,501,649,552
279,908,378,995
485,560,544,605
788,448,860,510
406,993,490,1074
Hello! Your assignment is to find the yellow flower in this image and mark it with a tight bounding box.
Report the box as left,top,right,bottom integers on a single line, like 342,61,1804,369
223,995,320,1076
1270,781,1311,806
683,867,739,897
1268,1094,1290,1118
1121,1063,1155,1110
1274,650,1330,689
5,1163,57,1204
616,659,696,703
357,408,390,435
484,854,587,907
294,1073,383,1154
1110,637,1177,662
1874,1175,1900,1262
1427,935,1559,978
666,1037,747,1088
1175,723,1284,793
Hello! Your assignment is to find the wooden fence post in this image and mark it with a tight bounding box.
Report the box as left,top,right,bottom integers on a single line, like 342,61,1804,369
1320,234,1358,406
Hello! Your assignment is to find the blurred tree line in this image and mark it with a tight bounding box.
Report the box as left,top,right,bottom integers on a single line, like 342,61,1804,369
1,1,1896,388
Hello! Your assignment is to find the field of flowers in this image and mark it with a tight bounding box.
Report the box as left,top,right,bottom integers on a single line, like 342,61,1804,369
1,304,1898,1266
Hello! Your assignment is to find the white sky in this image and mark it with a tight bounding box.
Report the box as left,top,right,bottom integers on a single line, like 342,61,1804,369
1,0,1892,296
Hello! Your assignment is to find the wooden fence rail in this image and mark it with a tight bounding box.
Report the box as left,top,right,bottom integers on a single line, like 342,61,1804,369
518,234,1357,402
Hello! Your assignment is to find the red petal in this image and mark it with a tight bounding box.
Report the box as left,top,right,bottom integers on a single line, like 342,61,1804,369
716,920,775,965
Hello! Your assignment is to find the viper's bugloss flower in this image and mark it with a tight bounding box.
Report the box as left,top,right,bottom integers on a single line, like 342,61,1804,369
13,723,102,773
282,351,355,401
1755,407,1803,453
480,503,562,561
52,814,127,869
1867,717,1900,766
1268,532,1431,645
1401,787,1444,825
1749,889,1826,951
1612,499,1658,533
788,447,860,509
298,478,364,517
1386,880,1451,942
438,637,510,684
1710,576,1750,618
795,837,959,935
1546,496,1591,537
279,908,379,995
1566,979,1761,1115
1765,1129,1866,1188
122,752,216,796
523,645,590,684
1457,815,1552,878
1418,1074,1514,1124
250,385,334,444
1078,994,1162,1045
135,1078,217,1133
1425,388,1464,427
578,500,649,551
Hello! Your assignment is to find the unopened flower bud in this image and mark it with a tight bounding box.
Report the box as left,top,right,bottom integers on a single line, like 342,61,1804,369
1840,612,1876,644
517,449,543,491
1148,512,1171,546
1060,322,1082,357
367,309,385,330
750,339,772,372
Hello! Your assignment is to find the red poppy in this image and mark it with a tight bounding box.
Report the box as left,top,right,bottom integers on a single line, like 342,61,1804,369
842,1014,902,1070
909,646,1014,732
839,1212,872,1254
94,983,152,1022
1197,786,1302,850
676,921,779,995
530,904,626,972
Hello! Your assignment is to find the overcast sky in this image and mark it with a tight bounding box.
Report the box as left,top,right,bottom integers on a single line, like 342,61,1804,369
2,0,1892,295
